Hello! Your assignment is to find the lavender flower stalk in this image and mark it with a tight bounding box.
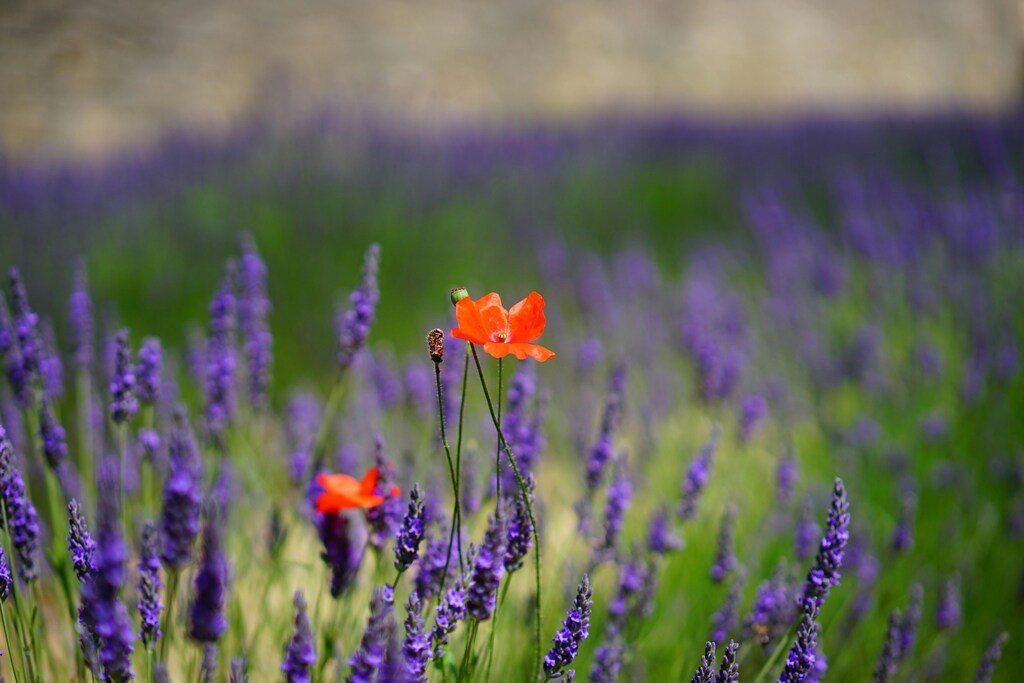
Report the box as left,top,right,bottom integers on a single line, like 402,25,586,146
394,484,426,573
691,641,716,683
69,260,95,370
402,592,430,683
599,459,632,557
504,477,535,573
710,506,736,584
973,632,1009,683
679,423,721,520
778,604,820,683
347,587,391,683
337,243,381,370
188,507,228,644
709,575,742,643
0,545,10,601
138,522,163,646
648,506,683,555
430,581,468,659
109,328,137,423
135,337,162,406
873,609,903,683
798,478,850,613
584,364,626,494
282,590,316,683
715,641,739,683
205,265,237,444
318,511,364,598
366,436,402,550
160,409,203,569
8,268,41,405
239,234,273,407
936,575,961,630
466,512,507,621
39,397,68,471
39,319,63,399
0,426,40,582
543,574,592,679
738,393,767,441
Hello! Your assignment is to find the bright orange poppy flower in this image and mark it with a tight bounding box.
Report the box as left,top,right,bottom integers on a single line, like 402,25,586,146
451,291,555,362
315,467,400,514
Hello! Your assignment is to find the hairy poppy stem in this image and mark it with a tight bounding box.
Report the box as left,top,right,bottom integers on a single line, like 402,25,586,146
435,344,465,600
495,357,503,506
439,346,471,603
470,343,542,681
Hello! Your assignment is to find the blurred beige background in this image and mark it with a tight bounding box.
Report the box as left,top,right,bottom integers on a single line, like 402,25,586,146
1,0,1022,161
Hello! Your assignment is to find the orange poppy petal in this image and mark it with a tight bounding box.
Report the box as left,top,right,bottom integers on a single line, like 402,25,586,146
474,293,509,341
389,484,401,497
318,473,360,494
452,297,490,344
507,292,547,343
482,342,556,362
359,467,381,496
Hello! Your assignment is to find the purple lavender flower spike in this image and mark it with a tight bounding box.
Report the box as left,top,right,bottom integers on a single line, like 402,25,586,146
973,632,1009,683
544,574,592,679
67,499,96,580
776,454,797,505
936,574,961,630
0,545,11,601
8,268,41,399
39,397,68,471
160,409,203,569
897,584,923,658
777,604,819,683
402,592,430,683
79,458,136,682
188,507,229,644
0,295,30,405
230,658,248,683
691,641,716,683
337,243,381,370
205,265,238,445
394,484,426,573
715,641,739,683
239,234,273,408
366,435,402,550
282,590,316,683
648,505,683,555
590,629,623,683
873,609,902,683
347,587,391,683
200,643,218,682
318,511,365,598
39,319,64,400
745,561,793,647
504,477,535,573
69,260,95,371
584,363,626,494
109,328,138,424
679,423,721,520
738,393,768,442
710,506,737,584
599,458,632,558
794,498,820,563
136,337,162,406
466,511,507,621
430,580,467,659
798,478,850,614
0,426,40,582
138,522,163,646
415,527,458,600
890,492,916,554
709,574,742,643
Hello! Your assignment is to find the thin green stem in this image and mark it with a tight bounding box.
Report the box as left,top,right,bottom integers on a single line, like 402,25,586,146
456,619,480,683
75,370,94,507
159,569,180,662
310,371,347,472
470,344,542,681
494,358,503,507
439,348,471,603
0,599,23,683
750,622,795,683
433,354,463,601
483,576,513,682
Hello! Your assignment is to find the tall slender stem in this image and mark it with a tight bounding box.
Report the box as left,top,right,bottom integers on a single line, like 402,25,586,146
494,358,503,507
159,569,180,662
470,344,542,681
434,353,462,585
0,599,23,683
439,347,471,602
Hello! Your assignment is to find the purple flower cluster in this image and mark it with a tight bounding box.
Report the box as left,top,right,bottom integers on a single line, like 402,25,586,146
366,436,403,550
504,477,535,572
690,641,716,683
318,511,364,598
135,337,163,405
394,484,425,572
109,328,138,423
188,508,229,644
679,423,721,520
710,506,736,583
8,268,41,406
936,575,961,630
347,587,391,683
745,562,793,647
337,243,381,370
239,235,273,407
69,260,94,370
137,522,163,646
798,478,850,613
584,363,626,494
647,506,683,555
205,266,238,444
466,512,507,621
430,580,468,659
282,590,316,683
0,545,10,601
738,393,768,441
401,592,430,683
599,459,632,556
0,426,40,583
778,605,820,683
544,574,592,679
160,409,203,569
39,397,68,470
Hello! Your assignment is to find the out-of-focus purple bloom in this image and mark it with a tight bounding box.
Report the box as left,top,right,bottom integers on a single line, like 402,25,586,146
776,455,797,504
577,337,603,376
430,580,467,659
467,512,507,621
8,268,41,404
402,592,430,683
994,342,1020,383
504,477,534,573
716,640,739,683
415,528,457,600
403,361,434,420
79,458,136,682
500,364,545,492
188,508,229,644
873,609,903,683
160,409,203,569
137,428,161,463
205,266,237,445
647,506,682,555
795,499,821,563
710,506,736,583
691,641,716,683
282,590,316,683
367,436,403,550
745,562,793,647
806,646,827,683
919,413,948,443
109,329,137,424
39,319,64,400
138,522,163,646
39,397,68,471
200,644,218,683
230,658,247,683
186,327,207,388
973,632,1009,683
583,363,627,497
337,244,381,370
679,424,721,520
68,498,96,580
738,393,768,442
890,492,916,554
135,337,162,406
599,459,632,556
0,426,40,582
850,416,881,448
936,575,962,630
69,260,95,371
798,478,850,614
544,574,592,679
239,235,273,408
285,391,321,487
394,484,425,573
370,350,402,411
897,584,923,659
710,574,742,643
0,545,10,601
916,340,943,379
318,511,365,598
347,587,391,683
777,604,819,683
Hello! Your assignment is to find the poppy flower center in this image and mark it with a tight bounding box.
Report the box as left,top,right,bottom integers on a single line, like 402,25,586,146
497,332,507,342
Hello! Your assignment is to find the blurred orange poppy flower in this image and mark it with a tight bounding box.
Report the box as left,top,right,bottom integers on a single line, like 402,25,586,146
451,291,556,362
315,466,400,514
